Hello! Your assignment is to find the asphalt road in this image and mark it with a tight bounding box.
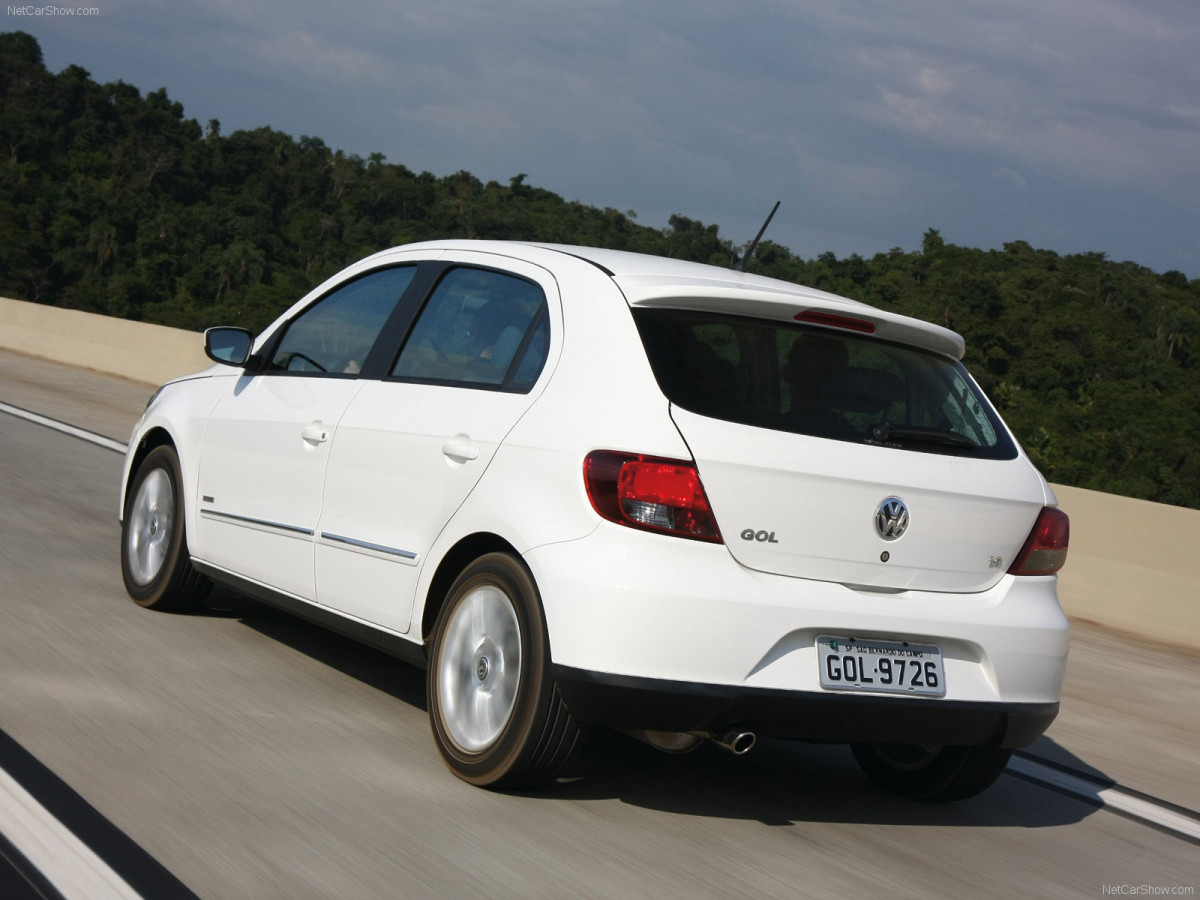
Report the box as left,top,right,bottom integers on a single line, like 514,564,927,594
0,348,1197,899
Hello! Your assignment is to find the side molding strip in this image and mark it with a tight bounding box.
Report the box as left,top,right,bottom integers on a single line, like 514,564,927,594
320,532,419,560
199,508,313,536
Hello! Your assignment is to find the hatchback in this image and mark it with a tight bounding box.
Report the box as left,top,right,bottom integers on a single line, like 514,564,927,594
120,240,1069,800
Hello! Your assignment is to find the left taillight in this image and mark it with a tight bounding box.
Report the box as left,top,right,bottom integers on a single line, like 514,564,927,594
583,451,723,543
1008,507,1070,575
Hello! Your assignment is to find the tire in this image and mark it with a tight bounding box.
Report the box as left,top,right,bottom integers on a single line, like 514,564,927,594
120,445,210,611
427,553,583,790
851,741,1013,802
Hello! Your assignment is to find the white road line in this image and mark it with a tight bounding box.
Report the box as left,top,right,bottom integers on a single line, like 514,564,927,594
0,766,143,900
0,402,128,454
1009,754,1200,842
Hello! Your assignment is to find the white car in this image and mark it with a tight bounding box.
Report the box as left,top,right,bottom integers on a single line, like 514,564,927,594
120,240,1070,800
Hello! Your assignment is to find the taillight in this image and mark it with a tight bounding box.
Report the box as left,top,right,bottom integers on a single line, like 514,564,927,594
1008,507,1069,575
583,451,723,543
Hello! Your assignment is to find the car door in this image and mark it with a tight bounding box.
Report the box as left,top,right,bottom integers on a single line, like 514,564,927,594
314,255,558,632
193,264,418,600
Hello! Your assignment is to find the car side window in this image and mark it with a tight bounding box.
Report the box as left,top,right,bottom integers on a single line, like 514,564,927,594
390,267,549,390
270,266,417,375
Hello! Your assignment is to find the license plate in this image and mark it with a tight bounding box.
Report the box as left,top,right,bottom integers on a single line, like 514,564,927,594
817,635,946,696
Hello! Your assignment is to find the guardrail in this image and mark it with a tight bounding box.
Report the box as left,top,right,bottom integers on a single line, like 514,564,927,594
3,296,1198,650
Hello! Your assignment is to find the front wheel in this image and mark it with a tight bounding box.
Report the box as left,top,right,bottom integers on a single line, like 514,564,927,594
851,741,1013,802
121,445,210,611
427,553,582,790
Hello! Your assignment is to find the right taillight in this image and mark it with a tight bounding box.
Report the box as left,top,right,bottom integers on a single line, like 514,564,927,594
1008,507,1070,575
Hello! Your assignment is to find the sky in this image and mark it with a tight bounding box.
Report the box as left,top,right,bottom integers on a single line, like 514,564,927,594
9,0,1200,277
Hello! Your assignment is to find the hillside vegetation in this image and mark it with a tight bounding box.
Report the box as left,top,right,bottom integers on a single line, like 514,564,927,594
2,31,1198,508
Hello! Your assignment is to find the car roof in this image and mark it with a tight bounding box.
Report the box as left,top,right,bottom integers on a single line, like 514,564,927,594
381,240,966,360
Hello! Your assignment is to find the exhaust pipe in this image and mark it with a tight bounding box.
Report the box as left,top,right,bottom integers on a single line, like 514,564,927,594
622,729,704,754
704,728,757,755
622,727,757,756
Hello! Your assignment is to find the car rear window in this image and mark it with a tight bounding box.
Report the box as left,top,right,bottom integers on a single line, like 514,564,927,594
633,309,1017,459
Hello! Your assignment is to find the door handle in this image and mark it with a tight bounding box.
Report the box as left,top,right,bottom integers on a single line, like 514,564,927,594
442,441,480,463
302,424,330,444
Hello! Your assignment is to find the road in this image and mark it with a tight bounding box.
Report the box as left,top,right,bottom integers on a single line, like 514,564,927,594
0,348,1196,899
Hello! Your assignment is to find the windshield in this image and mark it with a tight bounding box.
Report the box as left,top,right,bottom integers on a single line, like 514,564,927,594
634,309,1017,460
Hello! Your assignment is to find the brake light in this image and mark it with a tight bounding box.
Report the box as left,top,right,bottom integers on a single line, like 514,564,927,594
583,451,723,543
794,309,876,334
1008,507,1069,575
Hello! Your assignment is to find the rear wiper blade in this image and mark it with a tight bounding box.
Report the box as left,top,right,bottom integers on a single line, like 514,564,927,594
872,422,978,449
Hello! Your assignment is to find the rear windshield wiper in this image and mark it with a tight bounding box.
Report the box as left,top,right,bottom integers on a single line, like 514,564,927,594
871,422,978,449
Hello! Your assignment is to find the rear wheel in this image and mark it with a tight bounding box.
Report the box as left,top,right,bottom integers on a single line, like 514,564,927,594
427,553,582,789
121,445,210,611
851,741,1012,802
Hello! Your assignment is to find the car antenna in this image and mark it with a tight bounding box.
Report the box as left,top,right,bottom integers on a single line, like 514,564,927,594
734,201,780,272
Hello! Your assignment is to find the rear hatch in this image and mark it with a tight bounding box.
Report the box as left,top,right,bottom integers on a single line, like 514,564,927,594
633,307,1050,593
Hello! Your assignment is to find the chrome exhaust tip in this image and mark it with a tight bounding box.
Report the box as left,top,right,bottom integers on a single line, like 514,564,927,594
707,728,757,755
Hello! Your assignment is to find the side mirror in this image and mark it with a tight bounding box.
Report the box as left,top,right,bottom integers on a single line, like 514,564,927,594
204,327,253,366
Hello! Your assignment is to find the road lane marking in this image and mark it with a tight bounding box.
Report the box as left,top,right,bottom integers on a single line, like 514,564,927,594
1009,753,1200,843
0,402,128,454
0,766,143,900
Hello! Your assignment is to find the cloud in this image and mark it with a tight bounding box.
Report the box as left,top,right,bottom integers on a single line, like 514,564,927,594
254,31,389,87
801,0,1200,199
994,167,1029,191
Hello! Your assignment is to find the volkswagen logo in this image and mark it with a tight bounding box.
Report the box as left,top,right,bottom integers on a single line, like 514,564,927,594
875,497,909,541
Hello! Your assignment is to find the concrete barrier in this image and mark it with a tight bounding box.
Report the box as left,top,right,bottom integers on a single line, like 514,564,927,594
3,296,1199,650
0,296,209,386
1052,484,1200,650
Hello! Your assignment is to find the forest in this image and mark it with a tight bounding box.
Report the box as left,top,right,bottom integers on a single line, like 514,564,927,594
2,31,1199,509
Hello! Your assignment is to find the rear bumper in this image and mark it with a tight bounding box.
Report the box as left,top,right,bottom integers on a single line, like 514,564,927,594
528,526,1070,710
554,665,1058,748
